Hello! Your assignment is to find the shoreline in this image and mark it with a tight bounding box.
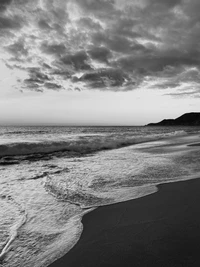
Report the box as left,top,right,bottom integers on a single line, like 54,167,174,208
48,177,200,267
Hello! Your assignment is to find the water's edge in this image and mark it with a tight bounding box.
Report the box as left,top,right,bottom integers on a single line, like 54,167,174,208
45,171,200,267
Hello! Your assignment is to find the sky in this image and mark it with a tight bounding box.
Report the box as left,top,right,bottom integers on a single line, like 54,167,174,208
0,0,200,126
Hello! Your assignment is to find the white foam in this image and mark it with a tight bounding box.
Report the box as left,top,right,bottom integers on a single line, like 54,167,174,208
0,210,27,260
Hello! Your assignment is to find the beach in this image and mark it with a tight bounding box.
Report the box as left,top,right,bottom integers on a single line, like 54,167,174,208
1,0,200,263
1,126,200,267
49,177,200,267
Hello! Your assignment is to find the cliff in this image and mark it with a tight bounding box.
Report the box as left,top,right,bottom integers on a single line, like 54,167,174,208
147,112,200,126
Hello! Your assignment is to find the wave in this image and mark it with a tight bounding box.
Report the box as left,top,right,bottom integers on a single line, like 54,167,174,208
0,130,188,158
45,176,111,208
0,130,48,135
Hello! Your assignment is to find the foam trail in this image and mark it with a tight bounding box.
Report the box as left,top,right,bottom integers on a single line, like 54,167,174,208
0,210,27,261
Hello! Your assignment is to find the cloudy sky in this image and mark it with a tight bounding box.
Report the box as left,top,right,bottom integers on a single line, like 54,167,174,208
0,0,200,125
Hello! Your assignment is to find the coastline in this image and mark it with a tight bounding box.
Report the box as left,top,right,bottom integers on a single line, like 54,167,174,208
48,177,200,267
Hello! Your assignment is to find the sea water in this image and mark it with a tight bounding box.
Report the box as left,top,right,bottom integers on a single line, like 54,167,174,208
0,126,200,267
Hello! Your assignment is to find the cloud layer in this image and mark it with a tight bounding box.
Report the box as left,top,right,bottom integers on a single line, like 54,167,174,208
1,0,200,96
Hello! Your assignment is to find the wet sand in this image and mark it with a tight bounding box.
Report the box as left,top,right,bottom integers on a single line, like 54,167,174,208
49,178,200,267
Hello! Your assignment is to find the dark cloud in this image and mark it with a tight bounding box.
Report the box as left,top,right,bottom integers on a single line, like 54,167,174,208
0,0,12,12
78,68,130,89
60,51,92,71
43,63,52,69
117,50,200,75
38,19,52,30
23,82,43,92
148,0,182,8
1,0,200,95
112,17,140,39
6,38,28,57
23,68,51,90
51,69,72,78
41,42,67,56
24,78,44,84
44,82,62,90
75,0,115,14
0,15,23,30
28,69,50,82
87,46,112,63
165,68,200,89
92,32,134,54
92,29,149,56
77,17,102,31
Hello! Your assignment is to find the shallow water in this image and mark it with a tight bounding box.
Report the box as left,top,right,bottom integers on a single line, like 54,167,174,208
0,126,200,267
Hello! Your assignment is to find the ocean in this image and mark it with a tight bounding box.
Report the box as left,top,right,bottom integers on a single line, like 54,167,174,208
0,126,200,267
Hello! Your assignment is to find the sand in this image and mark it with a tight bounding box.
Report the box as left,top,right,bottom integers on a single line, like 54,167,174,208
48,178,200,267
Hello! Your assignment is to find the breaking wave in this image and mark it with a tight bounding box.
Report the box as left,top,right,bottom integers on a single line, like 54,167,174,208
0,130,187,158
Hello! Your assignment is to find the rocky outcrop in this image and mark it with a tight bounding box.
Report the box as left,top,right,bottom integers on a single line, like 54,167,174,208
147,112,200,126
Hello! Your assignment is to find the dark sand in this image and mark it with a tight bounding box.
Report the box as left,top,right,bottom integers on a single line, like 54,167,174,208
49,178,200,267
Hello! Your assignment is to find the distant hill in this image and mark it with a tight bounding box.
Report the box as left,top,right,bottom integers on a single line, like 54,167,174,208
147,113,200,126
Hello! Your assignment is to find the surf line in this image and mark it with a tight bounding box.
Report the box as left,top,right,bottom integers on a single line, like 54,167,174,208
0,210,28,261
